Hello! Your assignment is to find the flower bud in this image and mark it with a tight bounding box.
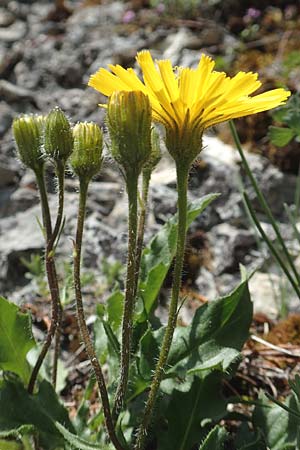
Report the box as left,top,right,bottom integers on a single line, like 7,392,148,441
107,91,152,178
12,114,45,173
70,122,103,181
44,107,73,162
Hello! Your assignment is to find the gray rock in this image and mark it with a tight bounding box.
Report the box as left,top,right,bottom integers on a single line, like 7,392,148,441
210,223,256,275
0,160,19,187
0,79,37,104
0,7,15,26
0,186,39,217
14,60,42,90
67,2,125,30
38,88,102,123
249,272,280,319
0,206,44,292
194,267,218,301
0,42,23,78
0,102,14,137
0,19,26,42
151,184,178,223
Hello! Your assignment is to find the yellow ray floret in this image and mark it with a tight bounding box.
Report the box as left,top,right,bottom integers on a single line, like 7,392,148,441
88,50,291,132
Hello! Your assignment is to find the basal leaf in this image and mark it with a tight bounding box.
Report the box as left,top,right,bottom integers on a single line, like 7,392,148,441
0,297,35,383
235,423,266,450
55,422,101,450
137,194,219,319
139,278,252,381
253,394,298,450
199,425,228,449
157,373,227,450
107,291,124,332
0,378,74,450
167,278,252,375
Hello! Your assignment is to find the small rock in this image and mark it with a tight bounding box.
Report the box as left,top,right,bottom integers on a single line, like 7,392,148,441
0,161,19,187
249,272,280,319
0,102,14,137
162,28,196,64
0,7,15,27
210,223,256,274
0,79,37,104
0,186,39,217
151,184,178,223
0,42,23,78
195,267,218,300
67,2,125,30
38,88,102,122
0,19,26,42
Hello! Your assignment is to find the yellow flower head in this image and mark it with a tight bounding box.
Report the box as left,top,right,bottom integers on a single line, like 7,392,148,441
88,50,290,165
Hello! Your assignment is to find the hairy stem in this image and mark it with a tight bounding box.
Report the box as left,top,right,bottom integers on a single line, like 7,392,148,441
134,171,151,297
74,179,124,450
50,161,65,388
28,168,61,394
134,163,189,450
113,175,139,421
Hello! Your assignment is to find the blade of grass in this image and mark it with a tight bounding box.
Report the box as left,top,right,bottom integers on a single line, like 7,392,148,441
284,203,300,245
243,192,300,299
230,120,300,287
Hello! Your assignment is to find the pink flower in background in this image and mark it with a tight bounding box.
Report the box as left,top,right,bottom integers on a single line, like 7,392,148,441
244,7,261,23
122,10,136,23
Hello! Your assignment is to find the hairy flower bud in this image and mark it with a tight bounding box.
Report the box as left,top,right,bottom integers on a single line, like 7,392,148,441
44,107,73,162
107,91,152,178
70,122,103,181
12,114,45,173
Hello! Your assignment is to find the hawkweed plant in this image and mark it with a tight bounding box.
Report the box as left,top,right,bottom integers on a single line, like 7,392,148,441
89,50,290,450
10,50,291,450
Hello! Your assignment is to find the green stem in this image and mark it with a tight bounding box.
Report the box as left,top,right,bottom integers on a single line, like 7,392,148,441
294,160,300,219
134,162,189,450
48,160,65,248
113,175,139,421
74,179,124,450
50,161,65,388
134,171,151,296
28,168,61,394
35,168,52,238
230,121,300,287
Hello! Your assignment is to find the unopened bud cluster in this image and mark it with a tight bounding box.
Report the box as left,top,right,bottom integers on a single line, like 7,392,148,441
13,108,103,182
13,91,161,185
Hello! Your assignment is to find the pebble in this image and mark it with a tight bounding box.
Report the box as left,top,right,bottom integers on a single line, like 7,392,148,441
0,19,26,42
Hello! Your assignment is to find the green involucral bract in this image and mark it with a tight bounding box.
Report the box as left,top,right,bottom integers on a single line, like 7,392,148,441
71,122,103,181
12,114,45,173
44,107,74,162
